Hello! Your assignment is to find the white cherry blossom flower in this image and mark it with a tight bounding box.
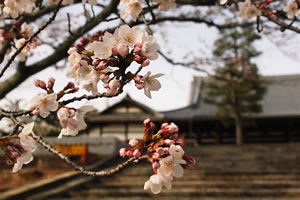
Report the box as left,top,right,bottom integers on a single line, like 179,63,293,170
28,93,59,118
76,105,95,130
82,71,101,95
153,0,176,11
283,2,299,19
12,123,36,173
144,174,172,194
91,40,113,59
238,0,261,20
57,106,94,138
158,155,186,181
169,145,184,159
3,0,35,18
141,35,160,60
120,0,142,21
117,24,145,48
141,72,164,98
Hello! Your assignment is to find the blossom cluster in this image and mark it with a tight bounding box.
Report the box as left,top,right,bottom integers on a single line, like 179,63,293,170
0,123,37,173
67,24,162,98
119,119,196,194
221,0,299,21
0,22,41,61
28,77,94,139
119,0,176,21
0,0,97,18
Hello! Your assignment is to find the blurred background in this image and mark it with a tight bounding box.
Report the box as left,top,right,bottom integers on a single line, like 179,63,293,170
1,0,300,199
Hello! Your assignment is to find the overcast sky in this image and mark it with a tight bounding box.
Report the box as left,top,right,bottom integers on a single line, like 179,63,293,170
1,6,300,119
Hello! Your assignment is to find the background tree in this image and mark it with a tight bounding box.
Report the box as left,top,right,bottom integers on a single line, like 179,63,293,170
204,26,266,145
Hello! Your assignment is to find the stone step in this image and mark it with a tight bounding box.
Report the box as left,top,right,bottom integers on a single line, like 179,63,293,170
96,175,300,183
66,188,300,198
47,197,300,200
85,180,300,188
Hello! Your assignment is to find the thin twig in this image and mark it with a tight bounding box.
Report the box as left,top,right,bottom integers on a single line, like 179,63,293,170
0,0,64,79
31,133,147,176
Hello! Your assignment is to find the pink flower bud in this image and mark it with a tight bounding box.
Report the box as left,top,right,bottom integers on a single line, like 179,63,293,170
143,118,151,127
129,139,139,147
34,79,40,87
39,81,46,89
64,82,75,90
117,43,129,57
47,77,55,89
164,147,170,154
92,58,101,66
126,150,133,157
135,82,144,90
32,108,40,115
133,75,141,83
112,47,118,56
182,154,196,169
75,44,85,52
132,43,142,54
164,139,175,145
141,59,150,67
94,60,108,71
92,33,100,41
119,148,126,157
156,147,164,156
152,161,160,170
152,152,160,160
103,83,109,89
133,55,142,62
79,38,89,46
164,147,169,155
133,149,141,158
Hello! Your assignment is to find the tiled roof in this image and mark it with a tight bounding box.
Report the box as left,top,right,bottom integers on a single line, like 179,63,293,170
163,74,300,120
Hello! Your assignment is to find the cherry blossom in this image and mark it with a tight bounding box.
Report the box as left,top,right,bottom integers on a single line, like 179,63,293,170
238,0,261,20
283,2,299,19
141,35,160,60
3,0,35,18
153,0,176,11
120,0,143,21
117,25,145,48
57,105,94,138
12,123,36,173
141,72,164,99
91,40,114,60
144,174,172,194
28,93,59,118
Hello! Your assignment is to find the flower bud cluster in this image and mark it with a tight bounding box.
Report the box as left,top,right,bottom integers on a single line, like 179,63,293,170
0,22,41,61
1,123,37,173
118,118,196,194
67,24,162,98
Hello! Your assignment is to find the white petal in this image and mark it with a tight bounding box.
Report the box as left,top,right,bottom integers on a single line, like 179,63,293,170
12,161,23,173
22,122,34,135
39,108,50,118
173,164,184,177
150,183,162,194
144,180,151,190
47,101,58,112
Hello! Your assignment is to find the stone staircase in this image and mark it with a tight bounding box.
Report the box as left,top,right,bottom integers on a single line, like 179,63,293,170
46,144,300,200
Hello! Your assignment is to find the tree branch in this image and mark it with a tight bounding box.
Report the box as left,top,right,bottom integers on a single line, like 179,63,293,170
0,0,120,99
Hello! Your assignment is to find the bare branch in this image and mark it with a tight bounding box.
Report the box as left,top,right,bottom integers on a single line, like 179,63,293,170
0,0,64,79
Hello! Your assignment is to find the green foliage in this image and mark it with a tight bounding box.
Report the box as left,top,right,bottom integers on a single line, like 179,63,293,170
204,26,266,120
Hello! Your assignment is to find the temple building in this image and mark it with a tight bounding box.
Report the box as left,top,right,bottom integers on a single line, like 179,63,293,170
86,74,300,144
